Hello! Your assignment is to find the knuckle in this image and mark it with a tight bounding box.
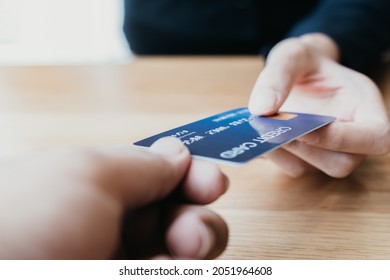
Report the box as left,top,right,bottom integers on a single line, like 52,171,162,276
270,38,311,61
286,39,311,59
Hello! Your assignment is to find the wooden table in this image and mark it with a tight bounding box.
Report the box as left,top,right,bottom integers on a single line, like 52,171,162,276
1,57,390,259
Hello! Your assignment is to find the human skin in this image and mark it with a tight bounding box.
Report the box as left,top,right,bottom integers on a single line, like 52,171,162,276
249,33,390,178
0,137,228,259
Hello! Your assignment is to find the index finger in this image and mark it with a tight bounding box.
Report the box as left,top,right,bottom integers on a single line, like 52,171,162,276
299,121,390,155
248,38,317,116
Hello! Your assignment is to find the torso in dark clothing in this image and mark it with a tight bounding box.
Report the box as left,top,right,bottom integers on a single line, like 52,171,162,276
123,0,319,55
123,0,390,73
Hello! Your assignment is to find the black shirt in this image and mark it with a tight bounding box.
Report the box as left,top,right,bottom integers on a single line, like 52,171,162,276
123,0,390,73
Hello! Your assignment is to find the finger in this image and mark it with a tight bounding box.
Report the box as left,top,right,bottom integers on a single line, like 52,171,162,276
165,205,228,260
97,137,191,208
181,160,229,204
284,141,365,178
121,204,228,260
299,121,390,155
248,38,317,116
264,148,317,177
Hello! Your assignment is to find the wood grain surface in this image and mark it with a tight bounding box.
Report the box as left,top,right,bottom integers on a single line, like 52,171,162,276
1,57,390,259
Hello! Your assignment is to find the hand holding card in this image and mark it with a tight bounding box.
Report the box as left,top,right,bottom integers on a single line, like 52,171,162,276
134,108,336,166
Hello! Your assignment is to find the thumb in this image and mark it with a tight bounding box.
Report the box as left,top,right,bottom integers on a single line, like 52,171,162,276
97,137,191,208
248,38,317,115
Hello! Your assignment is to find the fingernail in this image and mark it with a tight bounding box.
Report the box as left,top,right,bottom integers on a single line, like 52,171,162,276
222,174,230,194
249,91,277,115
150,137,186,156
196,224,214,259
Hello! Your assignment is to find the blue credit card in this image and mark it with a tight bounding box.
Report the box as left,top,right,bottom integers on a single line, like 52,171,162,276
133,107,336,166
